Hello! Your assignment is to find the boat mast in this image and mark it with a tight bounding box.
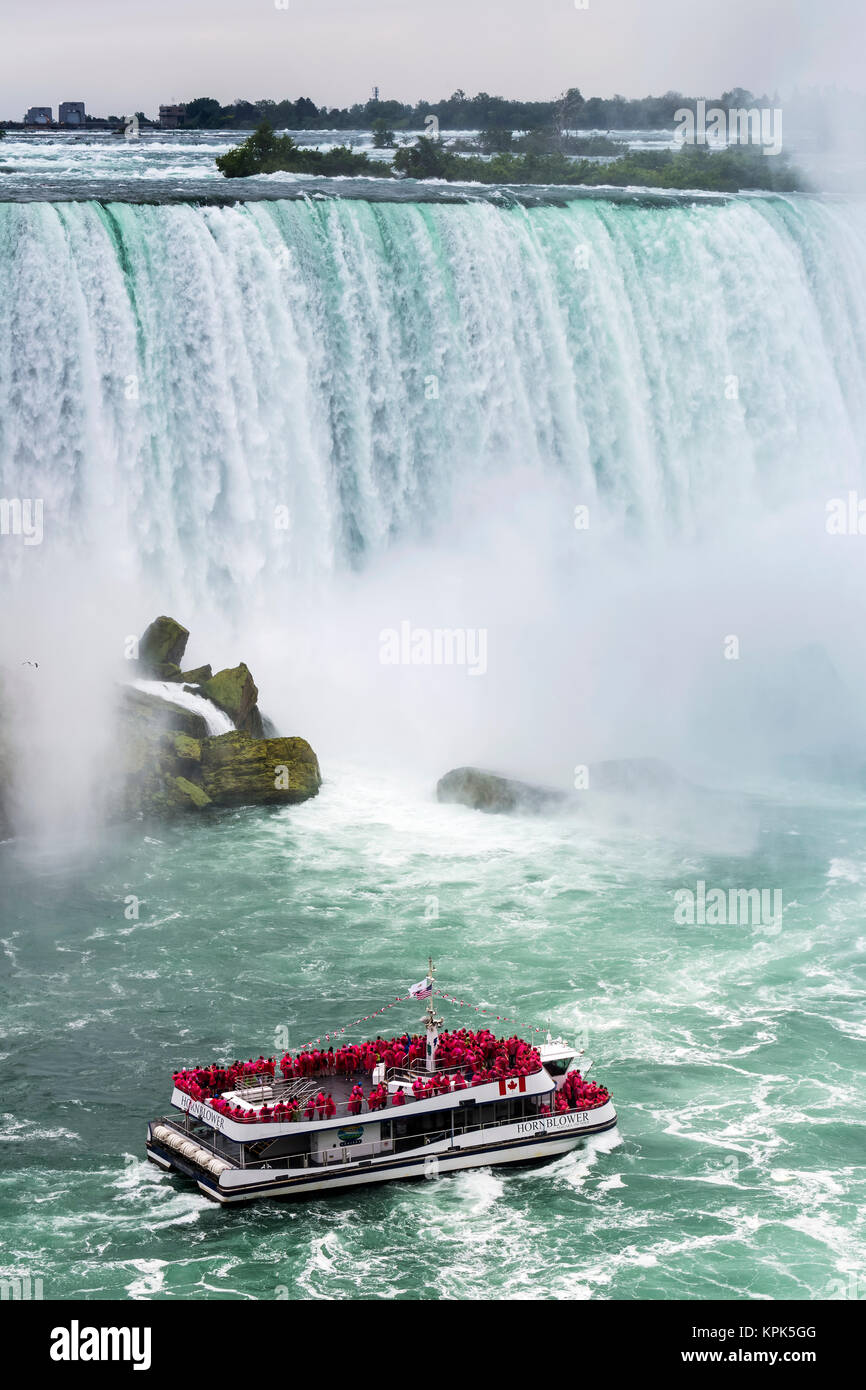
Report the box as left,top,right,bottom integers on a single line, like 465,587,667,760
424,956,442,1073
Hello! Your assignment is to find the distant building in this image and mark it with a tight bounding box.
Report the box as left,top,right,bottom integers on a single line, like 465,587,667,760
24,106,52,125
159,104,186,129
59,102,86,126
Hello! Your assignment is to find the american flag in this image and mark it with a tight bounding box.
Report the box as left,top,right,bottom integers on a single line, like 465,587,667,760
409,979,433,999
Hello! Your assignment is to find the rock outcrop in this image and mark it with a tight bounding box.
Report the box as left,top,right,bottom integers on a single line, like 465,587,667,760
179,664,212,685
200,732,321,806
115,618,320,820
436,758,687,815
133,615,268,732
196,663,263,737
436,766,568,814
138,616,190,676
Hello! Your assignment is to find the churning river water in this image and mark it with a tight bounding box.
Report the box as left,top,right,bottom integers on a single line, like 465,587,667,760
1,132,865,1301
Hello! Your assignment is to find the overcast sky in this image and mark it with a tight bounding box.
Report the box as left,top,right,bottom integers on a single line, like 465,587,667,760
2,0,863,118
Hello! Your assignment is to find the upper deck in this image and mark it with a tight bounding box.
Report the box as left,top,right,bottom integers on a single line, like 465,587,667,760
173,1066,556,1140
169,1030,610,1144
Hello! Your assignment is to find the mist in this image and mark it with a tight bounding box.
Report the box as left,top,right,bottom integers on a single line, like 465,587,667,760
3,191,866,845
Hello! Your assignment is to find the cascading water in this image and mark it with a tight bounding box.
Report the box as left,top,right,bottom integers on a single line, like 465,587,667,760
2,181,866,1301
3,192,866,796
1,195,865,612
129,679,235,735
3,193,866,789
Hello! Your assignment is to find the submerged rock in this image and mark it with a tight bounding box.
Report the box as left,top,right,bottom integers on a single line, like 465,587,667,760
436,766,568,814
436,757,686,816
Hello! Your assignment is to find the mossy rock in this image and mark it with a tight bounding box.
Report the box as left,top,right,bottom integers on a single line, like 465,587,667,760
153,662,183,681
267,736,322,800
436,766,567,814
114,686,210,820
170,733,201,764
198,663,262,735
120,686,207,740
200,732,321,807
139,616,189,672
180,665,212,684
113,657,319,822
172,776,212,809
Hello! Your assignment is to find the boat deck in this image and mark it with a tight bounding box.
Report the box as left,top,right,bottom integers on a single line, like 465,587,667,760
226,1071,374,1112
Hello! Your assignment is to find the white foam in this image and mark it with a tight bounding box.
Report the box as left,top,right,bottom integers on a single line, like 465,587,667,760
130,680,234,736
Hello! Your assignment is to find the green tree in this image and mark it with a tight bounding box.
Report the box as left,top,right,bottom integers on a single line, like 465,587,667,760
392,136,453,179
215,121,388,178
479,128,513,154
185,97,223,128
372,118,395,148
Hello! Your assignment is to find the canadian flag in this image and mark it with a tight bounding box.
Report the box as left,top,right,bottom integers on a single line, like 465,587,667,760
498,1076,526,1095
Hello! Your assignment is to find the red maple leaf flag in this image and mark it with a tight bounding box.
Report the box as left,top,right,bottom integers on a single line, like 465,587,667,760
498,1076,526,1095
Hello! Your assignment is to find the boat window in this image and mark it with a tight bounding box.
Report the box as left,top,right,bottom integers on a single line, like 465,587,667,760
545,1058,572,1076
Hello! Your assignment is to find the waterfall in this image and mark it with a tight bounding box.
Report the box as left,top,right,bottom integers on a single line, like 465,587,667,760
130,679,235,735
1,195,865,615
3,192,866,789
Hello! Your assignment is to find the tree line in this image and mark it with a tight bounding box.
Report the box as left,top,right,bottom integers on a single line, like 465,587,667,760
183,87,775,132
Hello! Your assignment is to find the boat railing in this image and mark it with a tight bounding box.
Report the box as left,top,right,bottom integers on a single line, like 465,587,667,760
184,1085,605,1131
384,1060,544,1085
228,1077,319,1105
176,1061,550,1127
198,1080,468,1125
385,1062,467,1084
213,1091,408,1124
159,1094,608,1173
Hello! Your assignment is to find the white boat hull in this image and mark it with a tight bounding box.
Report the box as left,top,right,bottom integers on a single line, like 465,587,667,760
147,1104,618,1204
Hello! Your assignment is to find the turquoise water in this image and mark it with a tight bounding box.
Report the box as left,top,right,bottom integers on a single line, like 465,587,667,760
1,768,864,1300
2,181,866,1300
3,194,865,608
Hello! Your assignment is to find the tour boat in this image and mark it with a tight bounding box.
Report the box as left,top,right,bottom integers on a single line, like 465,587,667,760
145,965,618,1203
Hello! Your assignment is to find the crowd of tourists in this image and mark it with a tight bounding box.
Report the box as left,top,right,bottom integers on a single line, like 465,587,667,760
277,1027,544,1083
540,1069,610,1114
171,1027,608,1125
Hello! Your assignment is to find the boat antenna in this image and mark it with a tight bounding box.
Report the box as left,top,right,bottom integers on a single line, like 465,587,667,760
424,956,442,1073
